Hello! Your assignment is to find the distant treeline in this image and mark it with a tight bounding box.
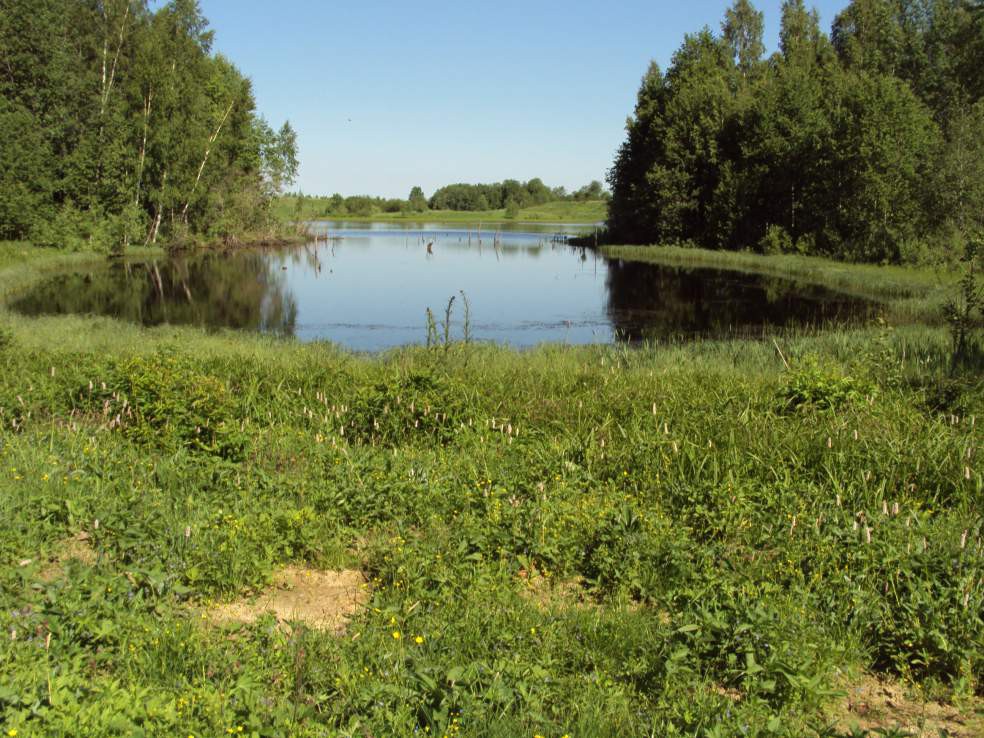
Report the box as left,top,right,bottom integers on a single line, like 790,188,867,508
607,0,984,264
290,180,608,218
0,0,298,251
428,179,607,212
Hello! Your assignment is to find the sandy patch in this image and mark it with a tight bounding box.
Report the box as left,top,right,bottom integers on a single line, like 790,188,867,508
34,532,99,581
208,566,368,633
830,675,984,737
518,569,593,611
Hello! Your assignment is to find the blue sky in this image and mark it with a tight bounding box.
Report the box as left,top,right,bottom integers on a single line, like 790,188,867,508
194,0,849,198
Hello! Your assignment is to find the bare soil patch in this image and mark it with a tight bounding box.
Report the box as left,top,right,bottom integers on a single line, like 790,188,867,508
830,675,984,737
518,570,591,611
208,566,368,633
36,531,99,581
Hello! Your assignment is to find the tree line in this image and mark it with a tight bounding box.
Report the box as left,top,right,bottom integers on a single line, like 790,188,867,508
0,0,298,252
289,179,608,219
607,0,984,263
427,178,607,212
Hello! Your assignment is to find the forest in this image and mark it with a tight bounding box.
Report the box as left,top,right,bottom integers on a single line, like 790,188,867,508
607,0,984,264
0,0,299,252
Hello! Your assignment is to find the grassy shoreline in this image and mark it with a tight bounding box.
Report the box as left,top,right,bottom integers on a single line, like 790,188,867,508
0,246,981,737
603,244,958,323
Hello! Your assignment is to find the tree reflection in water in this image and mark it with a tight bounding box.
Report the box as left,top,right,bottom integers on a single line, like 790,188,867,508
13,250,298,336
603,258,876,342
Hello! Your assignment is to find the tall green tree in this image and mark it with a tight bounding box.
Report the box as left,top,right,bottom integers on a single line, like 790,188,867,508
607,0,969,264
0,0,297,250
722,0,766,77
407,186,428,212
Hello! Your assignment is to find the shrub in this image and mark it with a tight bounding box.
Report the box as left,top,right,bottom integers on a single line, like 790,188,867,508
76,352,246,459
777,356,873,412
345,371,477,446
759,224,793,255
582,504,695,603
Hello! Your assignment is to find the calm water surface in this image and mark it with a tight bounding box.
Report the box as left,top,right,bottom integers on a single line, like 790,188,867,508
11,221,876,350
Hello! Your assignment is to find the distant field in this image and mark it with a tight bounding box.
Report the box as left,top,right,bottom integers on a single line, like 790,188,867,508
275,197,608,225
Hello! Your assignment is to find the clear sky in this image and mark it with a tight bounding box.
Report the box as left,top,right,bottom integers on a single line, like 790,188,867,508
192,0,849,198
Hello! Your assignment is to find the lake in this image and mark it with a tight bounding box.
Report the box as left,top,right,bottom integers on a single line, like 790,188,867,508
10,221,877,350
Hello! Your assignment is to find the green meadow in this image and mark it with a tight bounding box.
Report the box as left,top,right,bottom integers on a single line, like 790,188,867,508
1,246,981,737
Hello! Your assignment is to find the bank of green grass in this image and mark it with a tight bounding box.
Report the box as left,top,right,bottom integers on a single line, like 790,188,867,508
604,244,959,324
0,241,167,302
0,248,982,737
276,198,607,225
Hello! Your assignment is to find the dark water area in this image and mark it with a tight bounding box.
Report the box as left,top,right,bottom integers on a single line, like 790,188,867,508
10,223,877,350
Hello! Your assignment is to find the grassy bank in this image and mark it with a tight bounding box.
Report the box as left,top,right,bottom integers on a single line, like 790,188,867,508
603,244,959,323
0,247,982,737
276,198,608,225
0,242,167,303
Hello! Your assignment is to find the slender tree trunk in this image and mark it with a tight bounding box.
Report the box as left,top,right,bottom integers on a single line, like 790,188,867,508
181,98,236,222
134,88,153,206
147,169,167,244
100,2,131,117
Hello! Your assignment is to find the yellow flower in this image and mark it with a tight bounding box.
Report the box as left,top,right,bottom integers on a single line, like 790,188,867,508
8,730,19,737
392,630,401,640
415,635,424,644
530,627,536,635
41,474,49,482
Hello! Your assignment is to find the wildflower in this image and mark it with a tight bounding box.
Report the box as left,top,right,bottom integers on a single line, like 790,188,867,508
392,630,401,640
41,473,49,482
8,729,18,737
415,635,424,644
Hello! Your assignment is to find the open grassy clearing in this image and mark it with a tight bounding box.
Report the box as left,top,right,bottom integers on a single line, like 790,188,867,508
603,245,959,324
0,248,981,737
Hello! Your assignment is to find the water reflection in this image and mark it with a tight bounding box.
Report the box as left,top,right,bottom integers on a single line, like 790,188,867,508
10,228,877,350
604,259,876,341
14,251,298,334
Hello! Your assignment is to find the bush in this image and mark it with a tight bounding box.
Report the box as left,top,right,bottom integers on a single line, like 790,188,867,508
777,356,874,412
346,371,477,446
759,224,793,255
582,504,695,602
76,352,246,459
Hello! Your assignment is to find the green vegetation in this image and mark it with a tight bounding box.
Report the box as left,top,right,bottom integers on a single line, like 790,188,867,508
603,244,960,323
2,1,983,735
0,0,299,252
275,196,607,225
607,0,984,264
2,247,983,737
276,179,608,223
